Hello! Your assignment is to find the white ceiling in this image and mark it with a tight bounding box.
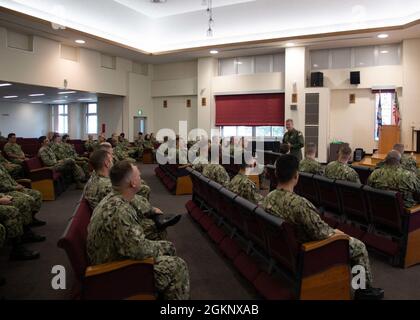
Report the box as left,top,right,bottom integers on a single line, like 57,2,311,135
1,0,420,53
113,0,256,18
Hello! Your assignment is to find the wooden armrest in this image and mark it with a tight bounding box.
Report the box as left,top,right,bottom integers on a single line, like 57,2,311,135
406,204,420,214
85,258,154,277
16,179,31,184
301,234,350,252
30,167,53,172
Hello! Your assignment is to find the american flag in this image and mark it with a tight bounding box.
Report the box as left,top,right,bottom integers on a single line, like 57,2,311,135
392,91,401,126
376,94,382,139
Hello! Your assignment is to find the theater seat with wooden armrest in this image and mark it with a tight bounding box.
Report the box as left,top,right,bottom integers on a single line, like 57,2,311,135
403,204,420,268
58,199,157,300
16,178,32,189
299,234,351,300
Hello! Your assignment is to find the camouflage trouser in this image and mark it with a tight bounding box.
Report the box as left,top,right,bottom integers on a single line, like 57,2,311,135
349,237,373,286
19,188,42,213
153,241,190,300
5,163,24,179
0,223,5,247
75,159,90,177
138,184,151,200
0,205,24,239
6,191,33,225
9,158,24,165
140,218,166,241
54,158,85,182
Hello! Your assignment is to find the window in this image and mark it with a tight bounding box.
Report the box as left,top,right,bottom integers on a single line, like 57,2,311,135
219,126,284,139
374,92,394,141
57,104,68,134
219,53,285,76
86,103,98,134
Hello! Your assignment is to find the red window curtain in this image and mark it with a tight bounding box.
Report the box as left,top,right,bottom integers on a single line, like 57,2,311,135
371,89,395,94
215,93,285,126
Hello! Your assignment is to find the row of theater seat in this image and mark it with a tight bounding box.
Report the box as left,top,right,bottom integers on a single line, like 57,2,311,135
185,167,353,300
154,164,193,195
58,198,157,300
294,172,420,268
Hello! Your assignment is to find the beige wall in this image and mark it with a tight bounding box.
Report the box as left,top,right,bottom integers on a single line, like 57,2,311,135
212,72,284,94
97,96,124,137
402,39,420,151
0,27,131,96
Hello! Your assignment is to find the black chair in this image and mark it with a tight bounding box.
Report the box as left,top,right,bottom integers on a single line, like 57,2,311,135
350,165,373,185
295,172,319,206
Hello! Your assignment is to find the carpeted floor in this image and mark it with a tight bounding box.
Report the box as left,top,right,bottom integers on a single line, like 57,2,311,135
1,163,420,299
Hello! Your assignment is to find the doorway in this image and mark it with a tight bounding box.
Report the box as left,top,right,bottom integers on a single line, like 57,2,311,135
134,116,147,135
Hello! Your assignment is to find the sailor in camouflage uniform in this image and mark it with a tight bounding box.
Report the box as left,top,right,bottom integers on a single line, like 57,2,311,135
83,150,161,240
228,161,263,204
202,163,230,187
0,162,45,226
98,142,151,198
282,119,304,161
87,161,190,300
368,150,420,208
262,154,384,300
3,133,28,165
61,134,90,177
0,152,24,179
0,195,40,259
325,145,360,183
38,136,85,188
84,134,98,153
299,142,324,175
393,144,418,173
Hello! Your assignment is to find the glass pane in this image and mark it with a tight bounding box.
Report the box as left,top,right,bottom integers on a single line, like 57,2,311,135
331,48,351,69
58,115,68,134
377,44,401,66
58,104,64,114
219,58,236,76
255,55,272,73
222,126,237,137
256,126,272,137
88,103,97,114
64,105,68,114
273,53,285,72
311,50,329,70
237,57,254,75
354,46,375,67
271,126,284,138
87,115,98,134
237,126,253,137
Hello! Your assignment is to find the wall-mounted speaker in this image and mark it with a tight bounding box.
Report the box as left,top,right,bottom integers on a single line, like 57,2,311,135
350,71,360,85
310,72,323,87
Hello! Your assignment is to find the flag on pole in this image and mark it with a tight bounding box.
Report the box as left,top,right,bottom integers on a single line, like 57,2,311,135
376,93,382,139
392,91,401,126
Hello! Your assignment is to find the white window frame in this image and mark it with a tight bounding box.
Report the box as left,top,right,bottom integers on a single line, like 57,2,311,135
86,103,98,135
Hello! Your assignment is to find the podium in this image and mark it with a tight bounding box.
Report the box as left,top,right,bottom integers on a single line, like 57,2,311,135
378,125,400,155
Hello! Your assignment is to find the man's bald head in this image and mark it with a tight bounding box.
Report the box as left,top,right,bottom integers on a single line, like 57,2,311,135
393,144,404,155
385,150,402,166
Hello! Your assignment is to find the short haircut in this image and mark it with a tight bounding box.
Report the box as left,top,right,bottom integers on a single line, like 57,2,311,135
286,119,293,123
89,150,110,171
279,143,290,155
393,143,404,154
7,133,15,140
339,145,352,157
99,142,112,151
110,160,134,189
275,154,299,183
120,133,125,137
38,136,47,144
385,150,401,165
62,134,69,141
52,133,60,141
138,132,143,135
306,143,317,155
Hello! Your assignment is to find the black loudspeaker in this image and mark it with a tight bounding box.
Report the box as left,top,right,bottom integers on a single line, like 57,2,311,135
353,148,365,162
310,72,323,87
350,71,360,85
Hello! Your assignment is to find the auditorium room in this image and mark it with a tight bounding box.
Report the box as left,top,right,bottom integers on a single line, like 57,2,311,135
1,0,420,302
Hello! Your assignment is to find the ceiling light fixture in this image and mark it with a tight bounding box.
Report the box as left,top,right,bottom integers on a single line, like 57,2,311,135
78,98,93,101
377,34,389,39
75,39,86,44
286,42,295,47
29,93,45,97
58,91,76,94
0,83,12,87
206,0,214,37
53,100,66,103
210,50,218,54
31,101,43,104
3,95,18,99
380,50,389,54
